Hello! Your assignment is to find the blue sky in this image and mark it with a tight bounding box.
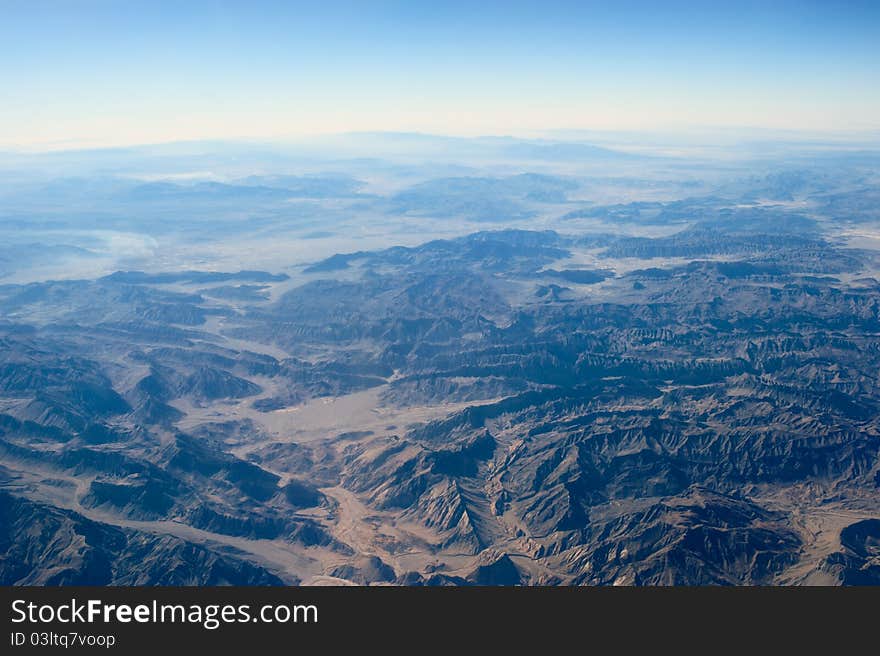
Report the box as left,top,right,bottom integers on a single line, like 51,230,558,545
1,0,878,148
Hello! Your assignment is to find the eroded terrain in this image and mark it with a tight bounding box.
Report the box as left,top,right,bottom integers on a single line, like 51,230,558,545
2,148,880,585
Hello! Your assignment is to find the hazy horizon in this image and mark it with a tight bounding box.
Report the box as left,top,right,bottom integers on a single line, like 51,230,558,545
4,126,880,159
3,1,879,149
3,0,880,594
